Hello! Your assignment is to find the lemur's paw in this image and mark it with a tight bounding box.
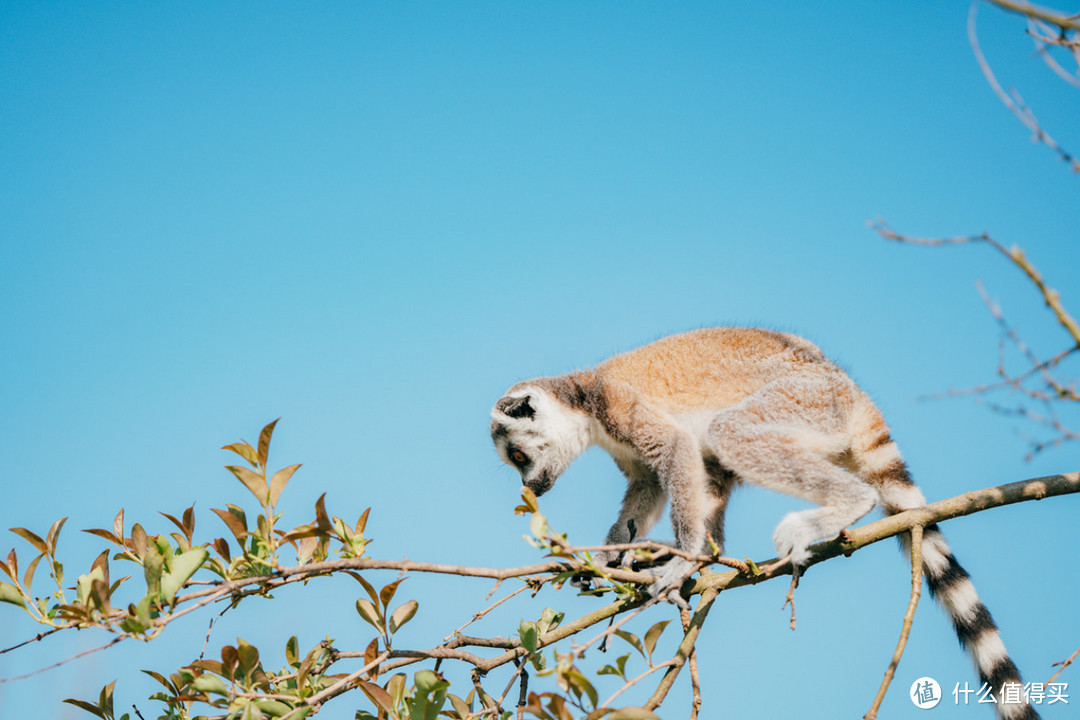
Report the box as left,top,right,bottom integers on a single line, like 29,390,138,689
569,574,595,591
645,557,693,609
571,546,637,592
772,513,814,568
593,549,623,569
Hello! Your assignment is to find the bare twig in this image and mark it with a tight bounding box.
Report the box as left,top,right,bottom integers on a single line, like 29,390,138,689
0,636,125,683
0,628,62,655
306,650,390,709
600,659,677,708
873,221,1079,454
782,573,799,631
865,524,925,720
970,3,1080,171
988,0,1080,32
444,584,532,642
1047,644,1080,685
682,604,702,720
643,588,718,711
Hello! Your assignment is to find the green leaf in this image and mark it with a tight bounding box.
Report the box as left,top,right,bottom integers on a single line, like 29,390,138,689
253,699,294,717
190,674,229,696
240,700,266,720
285,636,299,666
538,607,564,635
160,512,187,538
613,629,644,659
597,654,630,680
113,509,124,542
518,487,539,513
257,419,280,466
448,693,471,719
0,581,26,608
379,579,404,609
130,523,148,556
386,673,407,708
280,709,313,720
314,494,331,531
518,621,539,654
356,598,383,631
62,699,107,719
226,465,267,504
414,669,447,695
22,553,44,590
99,681,116,717
348,572,380,607
269,464,301,506
355,508,371,535
642,620,671,660
142,670,177,694
529,512,547,539
211,507,247,542
237,639,261,683
10,527,47,554
76,565,106,606
45,517,68,554
82,528,124,548
564,667,598,709
388,600,418,635
223,441,260,467
160,547,208,604
357,681,395,715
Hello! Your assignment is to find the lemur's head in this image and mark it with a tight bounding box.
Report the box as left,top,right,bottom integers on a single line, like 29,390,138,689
490,385,590,497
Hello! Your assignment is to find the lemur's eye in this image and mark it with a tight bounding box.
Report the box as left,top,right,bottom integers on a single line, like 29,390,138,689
509,449,528,466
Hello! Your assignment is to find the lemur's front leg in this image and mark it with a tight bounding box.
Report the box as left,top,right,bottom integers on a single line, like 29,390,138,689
594,459,666,569
641,429,710,606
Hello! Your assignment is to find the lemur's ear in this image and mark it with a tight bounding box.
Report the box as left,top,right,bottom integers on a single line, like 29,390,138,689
497,394,536,420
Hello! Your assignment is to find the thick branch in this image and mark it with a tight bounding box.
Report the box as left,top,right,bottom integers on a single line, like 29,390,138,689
692,472,1079,594
988,0,1080,31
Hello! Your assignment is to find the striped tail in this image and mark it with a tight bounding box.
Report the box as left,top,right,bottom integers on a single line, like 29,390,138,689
851,400,1039,719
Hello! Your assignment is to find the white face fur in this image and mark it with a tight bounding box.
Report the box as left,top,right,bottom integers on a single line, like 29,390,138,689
490,387,591,496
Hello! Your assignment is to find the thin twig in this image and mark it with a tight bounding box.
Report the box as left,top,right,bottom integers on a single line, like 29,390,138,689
496,660,527,710
444,584,532,642
306,650,390,709
864,524,924,720
682,604,702,720
0,636,125,683
989,0,1080,32
782,572,799,631
643,588,718,712
970,3,1080,171
1047,644,1080,685
600,660,677,708
0,628,62,655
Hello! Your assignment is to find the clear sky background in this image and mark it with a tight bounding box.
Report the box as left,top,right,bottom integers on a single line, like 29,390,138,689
2,2,1078,719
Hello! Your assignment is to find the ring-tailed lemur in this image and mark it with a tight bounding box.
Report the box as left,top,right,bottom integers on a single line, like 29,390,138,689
491,327,1037,719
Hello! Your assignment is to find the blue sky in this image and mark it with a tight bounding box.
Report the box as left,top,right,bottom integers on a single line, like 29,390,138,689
1,2,1078,718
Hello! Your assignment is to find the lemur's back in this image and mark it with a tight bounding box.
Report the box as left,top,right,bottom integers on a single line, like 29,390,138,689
596,327,849,411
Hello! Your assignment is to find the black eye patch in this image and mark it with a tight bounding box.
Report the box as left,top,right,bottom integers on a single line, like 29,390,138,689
508,447,530,467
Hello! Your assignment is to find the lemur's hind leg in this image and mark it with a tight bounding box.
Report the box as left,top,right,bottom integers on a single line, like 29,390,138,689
704,379,878,567
702,454,738,555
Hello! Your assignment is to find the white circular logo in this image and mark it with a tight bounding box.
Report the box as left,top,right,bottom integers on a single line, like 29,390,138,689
910,677,942,709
